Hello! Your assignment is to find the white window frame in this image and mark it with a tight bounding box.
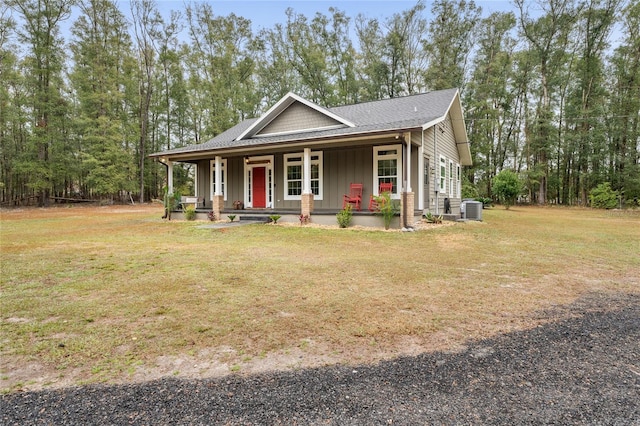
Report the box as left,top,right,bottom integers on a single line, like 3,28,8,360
439,155,446,193
209,159,227,201
373,144,402,199
456,163,461,198
283,151,323,200
244,155,274,208
449,160,455,198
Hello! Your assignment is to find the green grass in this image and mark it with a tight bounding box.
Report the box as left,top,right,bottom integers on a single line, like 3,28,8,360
1,204,638,392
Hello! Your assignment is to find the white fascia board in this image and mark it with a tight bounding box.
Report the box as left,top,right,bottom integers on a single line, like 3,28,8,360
421,117,446,131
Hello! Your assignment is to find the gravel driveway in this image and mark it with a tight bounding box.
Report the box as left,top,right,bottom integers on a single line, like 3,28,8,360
2,292,638,425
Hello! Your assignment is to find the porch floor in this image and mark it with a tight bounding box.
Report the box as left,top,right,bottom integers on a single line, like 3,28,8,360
182,207,460,222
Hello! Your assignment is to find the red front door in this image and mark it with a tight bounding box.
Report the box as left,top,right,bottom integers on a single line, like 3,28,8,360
252,167,266,208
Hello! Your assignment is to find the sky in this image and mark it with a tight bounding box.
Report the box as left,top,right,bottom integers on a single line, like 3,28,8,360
120,0,517,33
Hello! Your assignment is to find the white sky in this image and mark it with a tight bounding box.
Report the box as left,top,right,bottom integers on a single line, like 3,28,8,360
124,0,517,34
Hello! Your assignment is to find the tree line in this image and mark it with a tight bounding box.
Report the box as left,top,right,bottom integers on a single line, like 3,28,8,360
1,0,638,207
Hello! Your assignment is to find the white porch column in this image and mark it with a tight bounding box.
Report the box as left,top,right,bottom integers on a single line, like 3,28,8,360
301,148,314,217
303,147,312,194
402,132,414,228
404,132,412,192
214,156,222,196
418,137,424,210
167,160,174,194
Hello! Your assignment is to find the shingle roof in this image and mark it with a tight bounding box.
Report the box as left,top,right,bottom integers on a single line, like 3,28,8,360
150,88,461,158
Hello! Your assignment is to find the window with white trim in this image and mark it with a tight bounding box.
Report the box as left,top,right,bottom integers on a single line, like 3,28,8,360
439,156,446,193
449,160,455,198
283,152,323,200
374,145,402,198
210,159,227,201
456,164,461,198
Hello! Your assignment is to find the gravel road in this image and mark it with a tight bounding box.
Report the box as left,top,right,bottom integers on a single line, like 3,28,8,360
2,292,638,425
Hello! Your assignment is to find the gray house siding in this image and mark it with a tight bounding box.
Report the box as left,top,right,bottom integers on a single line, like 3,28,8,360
272,145,373,210
258,101,341,136
195,159,210,207
419,115,463,215
323,146,373,210
227,157,245,208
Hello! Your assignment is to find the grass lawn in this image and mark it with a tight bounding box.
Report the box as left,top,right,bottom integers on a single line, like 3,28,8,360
1,204,639,392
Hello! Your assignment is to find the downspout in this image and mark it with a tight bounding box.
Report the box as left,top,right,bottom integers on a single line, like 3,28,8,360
158,158,173,194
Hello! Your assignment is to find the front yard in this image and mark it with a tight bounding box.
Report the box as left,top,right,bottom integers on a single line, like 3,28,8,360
1,204,638,392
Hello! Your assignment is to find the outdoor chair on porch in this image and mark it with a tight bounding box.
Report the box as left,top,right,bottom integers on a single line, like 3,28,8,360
343,183,363,211
368,182,394,211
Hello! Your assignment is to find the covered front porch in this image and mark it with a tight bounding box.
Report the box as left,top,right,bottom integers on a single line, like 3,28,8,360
161,136,429,229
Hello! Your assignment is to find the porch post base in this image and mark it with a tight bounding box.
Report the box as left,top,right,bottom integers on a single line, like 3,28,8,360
212,195,224,221
301,193,314,218
401,192,415,228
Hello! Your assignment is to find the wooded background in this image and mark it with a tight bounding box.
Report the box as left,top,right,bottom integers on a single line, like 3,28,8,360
1,0,638,206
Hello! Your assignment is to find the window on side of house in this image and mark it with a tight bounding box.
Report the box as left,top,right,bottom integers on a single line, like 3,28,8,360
374,145,402,198
456,163,461,198
210,159,227,201
283,152,323,200
439,155,446,193
449,160,454,198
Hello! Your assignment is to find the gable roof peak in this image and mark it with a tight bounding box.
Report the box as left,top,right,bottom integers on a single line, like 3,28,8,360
236,92,355,141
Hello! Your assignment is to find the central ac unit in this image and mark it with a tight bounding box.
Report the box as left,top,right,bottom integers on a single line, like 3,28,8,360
462,200,483,221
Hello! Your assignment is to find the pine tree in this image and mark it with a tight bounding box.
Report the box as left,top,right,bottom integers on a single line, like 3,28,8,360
69,0,137,200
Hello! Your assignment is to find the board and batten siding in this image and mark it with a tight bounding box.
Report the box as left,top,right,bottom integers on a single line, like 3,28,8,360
195,160,209,206
421,114,463,215
257,102,341,136
273,146,373,210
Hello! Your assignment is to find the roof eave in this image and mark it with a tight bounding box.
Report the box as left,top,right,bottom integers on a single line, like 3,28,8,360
151,126,424,161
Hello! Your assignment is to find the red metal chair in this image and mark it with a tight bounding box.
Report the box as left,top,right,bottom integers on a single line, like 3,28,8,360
343,183,363,211
368,182,394,211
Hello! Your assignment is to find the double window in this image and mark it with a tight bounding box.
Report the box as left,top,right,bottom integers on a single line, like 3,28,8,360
437,156,461,198
283,152,323,200
373,145,402,198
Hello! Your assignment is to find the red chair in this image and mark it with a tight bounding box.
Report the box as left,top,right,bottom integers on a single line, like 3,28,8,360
368,182,394,211
343,183,363,211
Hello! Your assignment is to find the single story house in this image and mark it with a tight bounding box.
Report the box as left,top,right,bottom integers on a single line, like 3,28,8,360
150,88,472,228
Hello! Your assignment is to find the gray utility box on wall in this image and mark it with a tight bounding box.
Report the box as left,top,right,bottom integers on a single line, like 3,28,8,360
461,200,483,221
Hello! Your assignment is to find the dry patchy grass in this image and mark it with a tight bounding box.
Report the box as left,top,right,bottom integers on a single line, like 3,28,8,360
1,204,638,392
